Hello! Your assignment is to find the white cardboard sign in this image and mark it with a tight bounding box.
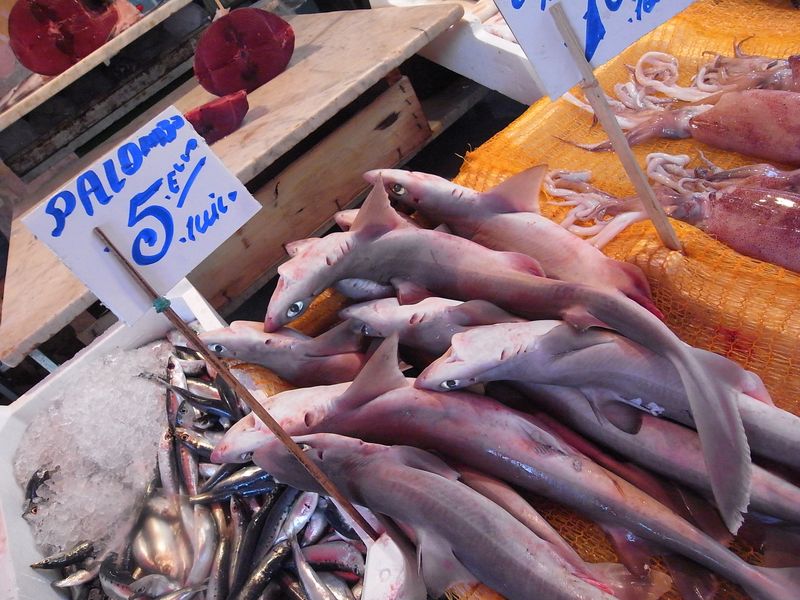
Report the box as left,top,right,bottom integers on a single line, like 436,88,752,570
23,106,261,324
495,0,694,98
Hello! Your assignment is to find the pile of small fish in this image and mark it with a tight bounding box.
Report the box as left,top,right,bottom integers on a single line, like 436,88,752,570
24,347,378,600
194,170,800,599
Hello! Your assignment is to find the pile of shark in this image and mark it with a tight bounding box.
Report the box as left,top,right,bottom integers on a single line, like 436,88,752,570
200,167,800,600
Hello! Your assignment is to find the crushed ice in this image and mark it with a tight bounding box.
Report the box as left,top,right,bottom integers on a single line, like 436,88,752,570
13,342,172,556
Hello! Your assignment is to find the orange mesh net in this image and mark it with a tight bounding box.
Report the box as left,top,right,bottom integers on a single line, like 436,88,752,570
443,0,799,597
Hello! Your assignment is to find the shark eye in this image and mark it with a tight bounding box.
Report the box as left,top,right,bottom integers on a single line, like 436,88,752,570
389,183,407,198
440,379,460,390
287,301,306,319
208,343,227,354
359,323,371,336
239,451,253,462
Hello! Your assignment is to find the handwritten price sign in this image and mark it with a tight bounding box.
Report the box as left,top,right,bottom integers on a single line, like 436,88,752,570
496,0,694,98
23,106,261,324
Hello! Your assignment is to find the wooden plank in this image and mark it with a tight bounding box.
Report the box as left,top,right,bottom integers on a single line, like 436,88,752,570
0,5,463,367
0,0,194,133
189,76,432,311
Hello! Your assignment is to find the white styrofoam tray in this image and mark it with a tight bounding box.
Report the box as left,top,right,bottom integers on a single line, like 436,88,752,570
370,0,544,105
0,280,225,600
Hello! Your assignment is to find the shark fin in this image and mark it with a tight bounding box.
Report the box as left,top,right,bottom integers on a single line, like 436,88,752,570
391,278,433,304
306,321,365,356
479,165,548,214
416,530,476,598
451,300,523,327
391,446,460,480
336,333,409,410
283,237,319,257
599,525,655,579
352,178,408,238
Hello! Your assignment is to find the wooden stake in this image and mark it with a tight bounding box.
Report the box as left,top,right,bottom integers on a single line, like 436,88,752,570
549,3,683,252
94,228,379,542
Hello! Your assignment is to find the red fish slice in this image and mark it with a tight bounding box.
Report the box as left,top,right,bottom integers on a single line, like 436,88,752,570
9,0,118,76
185,90,249,144
193,8,294,97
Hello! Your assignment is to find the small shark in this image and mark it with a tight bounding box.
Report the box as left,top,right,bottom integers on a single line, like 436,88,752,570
200,321,367,386
264,178,752,533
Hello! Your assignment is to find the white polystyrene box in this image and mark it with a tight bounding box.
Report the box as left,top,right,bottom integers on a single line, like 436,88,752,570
0,279,225,600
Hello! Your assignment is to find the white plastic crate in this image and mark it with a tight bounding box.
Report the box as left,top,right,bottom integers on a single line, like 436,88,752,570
0,280,225,600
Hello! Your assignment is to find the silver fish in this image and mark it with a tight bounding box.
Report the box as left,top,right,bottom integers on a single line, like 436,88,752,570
292,536,338,600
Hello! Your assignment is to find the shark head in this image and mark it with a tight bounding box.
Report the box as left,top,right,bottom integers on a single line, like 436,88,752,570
211,383,352,463
416,321,562,391
340,297,463,339
200,321,304,360
363,168,478,223
265,179,407,332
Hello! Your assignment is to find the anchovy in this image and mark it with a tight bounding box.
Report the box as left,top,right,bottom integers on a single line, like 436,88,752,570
322,500,359,541
280,573,310,600
153,583,208,600
133,516,184,581
233,539,291,600
228,495,250,585
22,467,51,518
301,508,329,546
175,427,216,460
229,486,287,598
215,374,243,421
198,463,240,493
190,478,276,504
317,574,356,600
129,573,181,596
253,487,301,561
292,537,338,600
185,505,217,585
302,542,365,577
52,563,100,587
98,555,135,600
30,540,93,569
263,179,753,533
206,503,230,600
276,492,319,543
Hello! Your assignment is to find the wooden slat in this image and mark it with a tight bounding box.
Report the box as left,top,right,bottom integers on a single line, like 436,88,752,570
0,5,463,367
0,0,193,133
189,76,432,311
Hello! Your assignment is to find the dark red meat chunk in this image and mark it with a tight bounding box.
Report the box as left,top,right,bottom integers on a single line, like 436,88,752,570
9,0,118,76
194,8,294,97
185,90,249,144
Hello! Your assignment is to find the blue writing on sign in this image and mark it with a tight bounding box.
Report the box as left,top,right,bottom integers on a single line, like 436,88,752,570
180,191,238,244
517,0,662,61
126,139,208,266
44,115,185,238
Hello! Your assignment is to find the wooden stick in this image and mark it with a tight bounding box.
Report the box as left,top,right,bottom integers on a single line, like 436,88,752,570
93,228,379,542
549,3,682,252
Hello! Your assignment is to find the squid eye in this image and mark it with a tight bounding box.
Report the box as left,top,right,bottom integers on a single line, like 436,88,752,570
389,183,407,197
287,301,305,319
208,343,227,354
440,379,460,390
239,451,253,462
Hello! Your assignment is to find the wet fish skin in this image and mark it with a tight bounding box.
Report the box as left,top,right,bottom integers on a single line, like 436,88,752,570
361,532,425,600
255,433,617,600
321,501,359,542
153,583,208,600
301,508,328,546
518,383,800,525
366,167,656,312
22,467,51,518
52,564,100,587
185,505,218,585
228,495,250,585
134,516,184,581
317,573,356,600
419,320,797,471
302,541,365,577
281,573,311,600
293,536,338,600
129,573,181,596
253,487,302,561
340,297,523,357
175,427,217,460
276,492,319,543
31,540,93,569
198,463,240,493
233,539,291,600
98,555,135,600
229,485,287,598
200,321,367,387
263,180,752,534
206,503,230,600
